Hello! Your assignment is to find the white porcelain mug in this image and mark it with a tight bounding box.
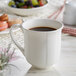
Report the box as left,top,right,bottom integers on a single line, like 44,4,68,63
10,19,63,69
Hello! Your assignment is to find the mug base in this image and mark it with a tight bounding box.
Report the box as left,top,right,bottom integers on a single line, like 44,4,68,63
29,65,55,73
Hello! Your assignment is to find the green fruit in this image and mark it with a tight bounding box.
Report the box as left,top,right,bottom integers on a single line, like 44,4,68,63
24,0,27,2
8,1,15,6
28,6,32,8
31,0,39,6
17,3,25,7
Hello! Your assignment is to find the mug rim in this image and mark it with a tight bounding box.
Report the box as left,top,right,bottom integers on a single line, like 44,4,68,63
22,19,64,32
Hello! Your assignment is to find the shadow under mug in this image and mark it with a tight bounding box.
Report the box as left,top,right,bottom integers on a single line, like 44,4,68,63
10,19,63,69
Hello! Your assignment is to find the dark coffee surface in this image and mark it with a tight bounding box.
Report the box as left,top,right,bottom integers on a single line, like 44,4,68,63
29,27,56,31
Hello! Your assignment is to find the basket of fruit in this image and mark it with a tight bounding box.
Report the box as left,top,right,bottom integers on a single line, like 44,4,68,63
5,0,48,16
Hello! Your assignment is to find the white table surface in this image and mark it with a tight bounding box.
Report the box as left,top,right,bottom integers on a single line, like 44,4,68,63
26,34,76,76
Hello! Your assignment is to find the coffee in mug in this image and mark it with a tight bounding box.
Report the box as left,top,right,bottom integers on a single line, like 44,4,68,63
29,27,56,31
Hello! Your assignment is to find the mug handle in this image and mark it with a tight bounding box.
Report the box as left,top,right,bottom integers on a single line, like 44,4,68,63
10,24,24,53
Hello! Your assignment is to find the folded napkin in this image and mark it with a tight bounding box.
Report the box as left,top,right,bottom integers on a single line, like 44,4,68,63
0,47,31,76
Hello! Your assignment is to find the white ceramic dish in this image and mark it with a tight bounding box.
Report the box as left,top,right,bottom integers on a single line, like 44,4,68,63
0,28,20,35
0,14,22,34
4,0,49,16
